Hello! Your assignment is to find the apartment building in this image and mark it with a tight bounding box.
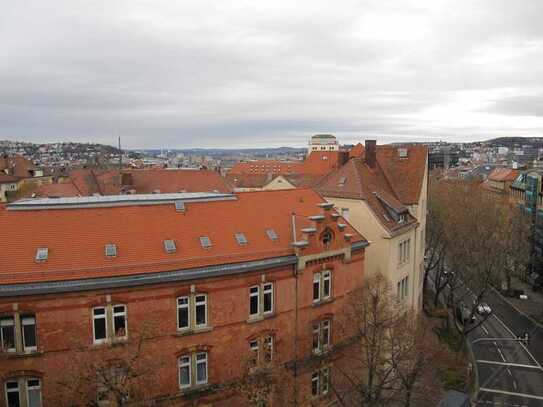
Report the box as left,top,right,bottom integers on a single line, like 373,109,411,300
317,140,428,311
0,189,367,406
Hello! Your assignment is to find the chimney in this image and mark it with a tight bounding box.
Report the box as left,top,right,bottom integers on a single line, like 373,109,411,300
365,140,376,168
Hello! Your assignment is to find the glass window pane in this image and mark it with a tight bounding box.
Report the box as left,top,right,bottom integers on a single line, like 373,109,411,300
179,366,190,387
114,315,126,337
178,307,189,329
28,388,42,407
196,357,207,384
195,303,206,326
312,324,320,351
250,292,259,316
94,317,107,341
23,323,37,350
93,308,105,316
263,291,272,313
311,373,319,396
1,318,16,351
313,279,320,301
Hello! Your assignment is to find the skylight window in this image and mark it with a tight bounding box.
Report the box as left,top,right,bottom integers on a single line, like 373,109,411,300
105,244,117,258
174,201,185,212
164,239,177,253
235,233,248,246
338,176,347,186
35,248,48,262
266,229,278,241
200,236,212,249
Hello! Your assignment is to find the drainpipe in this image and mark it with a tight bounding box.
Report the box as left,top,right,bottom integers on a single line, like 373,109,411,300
291,212,299,406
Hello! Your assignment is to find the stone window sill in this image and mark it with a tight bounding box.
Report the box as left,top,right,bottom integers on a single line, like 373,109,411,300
174,326,213,337
312,298,334,308
246,312,276,324
1,350,43,358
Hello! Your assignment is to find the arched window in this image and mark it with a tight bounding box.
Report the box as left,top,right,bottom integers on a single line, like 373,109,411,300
320,229,334,248
5,377,42,407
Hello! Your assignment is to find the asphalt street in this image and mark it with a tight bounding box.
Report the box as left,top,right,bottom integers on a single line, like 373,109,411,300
428,272,543,406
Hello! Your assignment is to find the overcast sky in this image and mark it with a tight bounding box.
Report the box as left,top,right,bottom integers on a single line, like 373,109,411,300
2,1,543,149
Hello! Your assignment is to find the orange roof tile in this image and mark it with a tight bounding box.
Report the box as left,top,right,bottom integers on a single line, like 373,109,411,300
36,183,81,197
229,160,304,176
0,155,36,178
0,189,364,285
122,169,232,194
487,168,518,182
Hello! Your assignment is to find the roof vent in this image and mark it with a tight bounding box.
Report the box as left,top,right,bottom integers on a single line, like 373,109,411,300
164,239,177,253
398,148,408,158
266,229,278,241
200,236,212,249
235,233,248,246
174,201,186,213
105,244,117,258
35,248,48,262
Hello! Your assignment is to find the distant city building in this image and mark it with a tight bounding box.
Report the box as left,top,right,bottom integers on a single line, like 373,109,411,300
308,134,339,155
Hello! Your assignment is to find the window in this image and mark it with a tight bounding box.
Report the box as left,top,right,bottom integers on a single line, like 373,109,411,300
397,276,409,301
248,335,274,369
35,248,48,262
97,364,129,405
164,239,177,253
321,229,333,248
105,244,117,258
399,239,411,264
179,352,208,390
0,317,16,352
200,236,212,249
249,283,274,319
312,319,331,353
266,229,278,241
177,294,208,332
92,304,127,344
5,377,42,407
313,271,332,303
399,213,407,223
311,367,331,397
0,314,37,354
235,233,248,246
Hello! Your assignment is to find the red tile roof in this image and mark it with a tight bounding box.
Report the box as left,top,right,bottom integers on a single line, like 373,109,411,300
0,189,364,285
229,160,304,175
316,158,417,233
36,182,82,197
0,155,37,179
122,169,232,194
376,146,428,205
0,173,19,184
486,168,518,182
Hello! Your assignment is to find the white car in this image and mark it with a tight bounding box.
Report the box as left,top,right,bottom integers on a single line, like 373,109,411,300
476,303,492,315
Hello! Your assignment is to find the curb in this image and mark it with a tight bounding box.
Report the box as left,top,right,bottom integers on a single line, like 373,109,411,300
490,286,543,330
464,336,479,407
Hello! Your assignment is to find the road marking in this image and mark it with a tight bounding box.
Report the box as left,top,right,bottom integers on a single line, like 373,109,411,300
507,368,513,377
513,380,518,391
497,347,506,362
475,360,542,369
493,314,543,370
479,387,543,400
482,325,489,335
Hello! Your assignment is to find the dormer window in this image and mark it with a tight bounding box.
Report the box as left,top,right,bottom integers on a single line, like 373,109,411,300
235,233,248,246
399,213,407,223
164,239,177,254
200,236,212,249
35,248,48,262
105,244,117,258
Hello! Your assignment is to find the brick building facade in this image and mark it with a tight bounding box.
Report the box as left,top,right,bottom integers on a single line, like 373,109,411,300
0,189,367,406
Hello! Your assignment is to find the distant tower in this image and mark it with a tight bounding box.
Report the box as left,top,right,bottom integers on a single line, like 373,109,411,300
308,134,339,156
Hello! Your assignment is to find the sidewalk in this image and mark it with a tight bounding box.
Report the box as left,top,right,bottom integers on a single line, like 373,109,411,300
502,277,543,326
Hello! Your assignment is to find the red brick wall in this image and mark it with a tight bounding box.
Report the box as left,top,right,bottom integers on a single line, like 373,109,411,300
0,250,364,406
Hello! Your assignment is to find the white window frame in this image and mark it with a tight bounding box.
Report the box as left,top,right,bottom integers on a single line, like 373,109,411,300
92,306,108,344
195,352,208,386
263,283,274,315
249,286,260,317
313,273,321,303
5,380,20,407
194,294,207,328
26,378,42,407
177,296,190,331
21,315,37,353
323,271,331,299
249,340,259,367
178,355,191,389
313,320,331,353
0,316,16,353
263,335,273,363
112,305,128,339
311,372,320,396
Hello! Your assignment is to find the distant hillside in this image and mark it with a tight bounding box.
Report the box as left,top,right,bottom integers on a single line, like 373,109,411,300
138,147,306,157
484,137,543,148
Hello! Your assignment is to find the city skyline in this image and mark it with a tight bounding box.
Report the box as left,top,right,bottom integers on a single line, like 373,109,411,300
2,1,543,149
